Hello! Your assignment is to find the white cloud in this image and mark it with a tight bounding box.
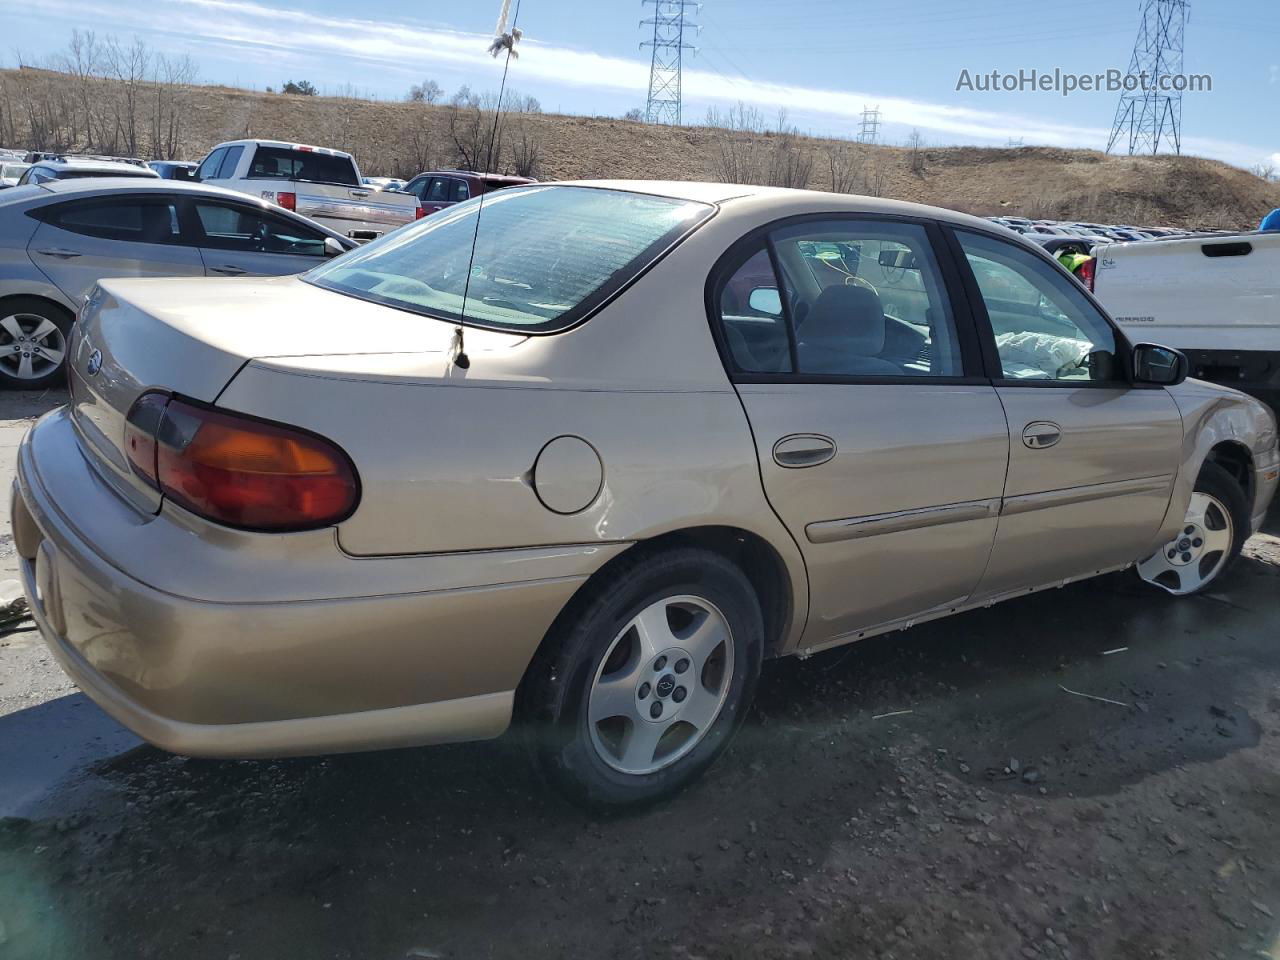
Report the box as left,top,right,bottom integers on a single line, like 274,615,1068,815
24,0,1279,169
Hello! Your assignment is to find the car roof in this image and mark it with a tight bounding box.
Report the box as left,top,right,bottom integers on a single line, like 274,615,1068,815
34,157,158,175
559,180,1016,234
211,139,353,159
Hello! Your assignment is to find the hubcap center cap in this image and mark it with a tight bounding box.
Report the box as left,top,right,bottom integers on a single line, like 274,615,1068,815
656,674,675,698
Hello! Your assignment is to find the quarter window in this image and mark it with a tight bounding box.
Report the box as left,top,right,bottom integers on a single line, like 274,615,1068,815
957,230,1119,382
718,246,792,373
450,179,470,202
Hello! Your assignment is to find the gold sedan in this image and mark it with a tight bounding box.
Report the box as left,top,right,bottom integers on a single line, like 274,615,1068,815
13,181,1279,807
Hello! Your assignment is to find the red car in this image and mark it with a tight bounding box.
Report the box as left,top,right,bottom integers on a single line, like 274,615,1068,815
401,170,536,218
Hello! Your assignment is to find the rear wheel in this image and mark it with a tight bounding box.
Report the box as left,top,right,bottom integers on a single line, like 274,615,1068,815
522,547,763,809
0,297,73,389
1137,461,1249,595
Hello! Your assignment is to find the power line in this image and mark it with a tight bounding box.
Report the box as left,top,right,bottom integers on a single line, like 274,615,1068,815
641,0,699,125
1107,0,1190,155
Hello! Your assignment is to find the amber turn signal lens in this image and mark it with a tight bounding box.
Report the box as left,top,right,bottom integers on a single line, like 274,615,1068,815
155,399,359,531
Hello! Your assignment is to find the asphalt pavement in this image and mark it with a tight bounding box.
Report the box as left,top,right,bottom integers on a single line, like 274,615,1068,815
2,387,1280,960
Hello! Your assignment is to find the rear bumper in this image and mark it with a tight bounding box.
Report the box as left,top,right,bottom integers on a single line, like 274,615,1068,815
13,408,622,758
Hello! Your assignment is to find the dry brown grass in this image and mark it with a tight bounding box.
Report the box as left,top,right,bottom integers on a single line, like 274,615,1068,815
4,67,1277,230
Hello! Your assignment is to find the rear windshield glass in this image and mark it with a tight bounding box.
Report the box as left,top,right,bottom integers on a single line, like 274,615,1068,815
247,147,359,186
305,186,713,333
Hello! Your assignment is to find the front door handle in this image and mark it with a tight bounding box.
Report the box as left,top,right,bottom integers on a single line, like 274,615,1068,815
350,190,370,198
209,265,247,276
1022,421,1062,449
36,248,81,259
773,434,837,468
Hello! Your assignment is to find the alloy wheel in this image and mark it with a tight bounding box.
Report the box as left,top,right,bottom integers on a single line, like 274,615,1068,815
587,595,735,775
1137,491,1234,595
0,313,68,382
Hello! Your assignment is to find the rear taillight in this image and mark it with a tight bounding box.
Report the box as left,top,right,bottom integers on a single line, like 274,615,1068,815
1077,256,1097,292
415,206,426,219
276,191,296,211
124,393,359,531
124,391,168,488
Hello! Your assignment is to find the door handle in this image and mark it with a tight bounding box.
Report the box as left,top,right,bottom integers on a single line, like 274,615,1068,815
36,248,82,259
773,434,837,468
1022,421,1062,449
350,190,370,198
209,265,247,276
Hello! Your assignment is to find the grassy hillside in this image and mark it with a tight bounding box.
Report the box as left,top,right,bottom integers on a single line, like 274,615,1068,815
3,67,1277,230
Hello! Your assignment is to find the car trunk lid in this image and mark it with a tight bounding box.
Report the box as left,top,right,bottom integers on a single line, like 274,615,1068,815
69,274,524,515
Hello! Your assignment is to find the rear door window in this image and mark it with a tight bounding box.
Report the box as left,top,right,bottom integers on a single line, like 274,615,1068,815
42,197,182,244
247,146,360,186
450,179,470,202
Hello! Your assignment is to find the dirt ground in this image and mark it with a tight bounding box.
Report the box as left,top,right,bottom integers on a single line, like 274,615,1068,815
2,388,1280,960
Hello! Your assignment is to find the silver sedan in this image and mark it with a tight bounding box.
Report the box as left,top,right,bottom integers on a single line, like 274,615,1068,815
0,178,354,388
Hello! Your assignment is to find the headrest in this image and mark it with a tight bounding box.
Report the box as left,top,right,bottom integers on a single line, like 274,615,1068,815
803,284,886,354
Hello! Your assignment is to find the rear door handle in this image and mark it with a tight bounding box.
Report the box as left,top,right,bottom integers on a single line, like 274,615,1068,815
209,265,247,276
1022,421,1062,449
773,434,837,468
36,248,81,259
350,190,370,198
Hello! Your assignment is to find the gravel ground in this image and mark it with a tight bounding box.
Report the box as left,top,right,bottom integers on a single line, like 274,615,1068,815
2,388,1280,960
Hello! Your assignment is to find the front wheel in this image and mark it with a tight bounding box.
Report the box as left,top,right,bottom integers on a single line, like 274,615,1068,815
522,547,763,809
1137,461,1249,596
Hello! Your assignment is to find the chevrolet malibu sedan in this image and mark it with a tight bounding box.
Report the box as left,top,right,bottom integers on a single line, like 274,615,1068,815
13,181,1279,807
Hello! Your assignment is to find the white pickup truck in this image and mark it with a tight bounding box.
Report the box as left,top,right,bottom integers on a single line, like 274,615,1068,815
1092,230,1280,409
193,140,418,241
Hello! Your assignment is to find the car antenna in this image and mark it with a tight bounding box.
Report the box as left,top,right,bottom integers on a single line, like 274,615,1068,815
453,0,524,371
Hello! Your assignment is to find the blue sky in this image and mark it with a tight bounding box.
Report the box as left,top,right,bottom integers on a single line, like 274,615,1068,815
8,0,1280,170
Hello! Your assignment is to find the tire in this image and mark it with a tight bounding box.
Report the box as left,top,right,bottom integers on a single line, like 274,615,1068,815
1136,461,1250,596
0,297,73,389
521,546,764,809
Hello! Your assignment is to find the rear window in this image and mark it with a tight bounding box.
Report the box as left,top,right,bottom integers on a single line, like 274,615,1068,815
305,185,713,333
247,146,359,186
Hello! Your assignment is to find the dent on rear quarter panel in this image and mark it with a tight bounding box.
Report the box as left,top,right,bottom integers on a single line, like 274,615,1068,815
213,212,814,651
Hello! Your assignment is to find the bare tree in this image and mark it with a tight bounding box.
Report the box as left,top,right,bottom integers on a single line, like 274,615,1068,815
149,52,197,159
826,141,864,193
706,101,766,184
1252,161,1278,182
103,35,151,156
906,128,925,175
623,107,645,121
407,79,442,104
507,118,541,177
59,29,104,150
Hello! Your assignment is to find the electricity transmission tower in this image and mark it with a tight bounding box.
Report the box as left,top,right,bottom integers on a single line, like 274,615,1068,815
1106,0,1190,156
857,105,881,144
642,0,699,124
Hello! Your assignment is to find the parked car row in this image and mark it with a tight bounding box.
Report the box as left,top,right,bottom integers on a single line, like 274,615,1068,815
986,215,1190,245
